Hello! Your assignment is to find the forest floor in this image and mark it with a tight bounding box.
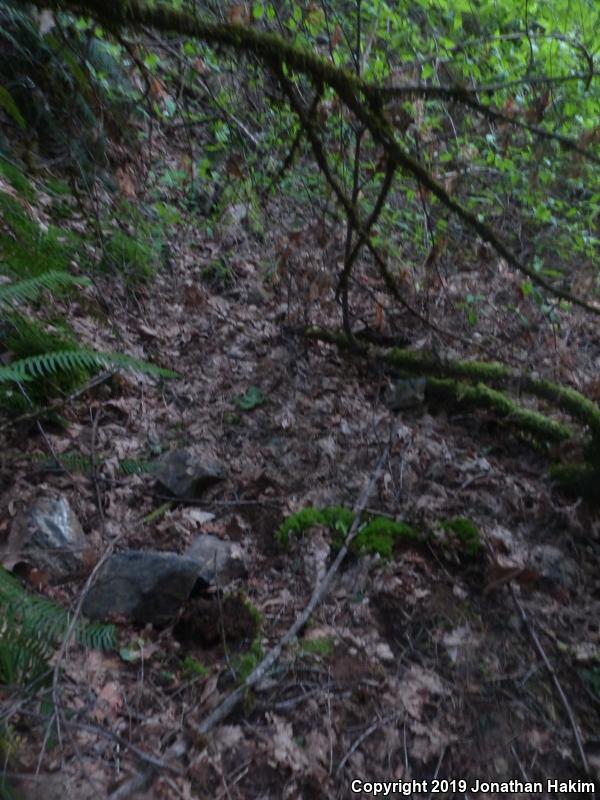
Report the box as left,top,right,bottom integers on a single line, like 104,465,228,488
2,137,600,800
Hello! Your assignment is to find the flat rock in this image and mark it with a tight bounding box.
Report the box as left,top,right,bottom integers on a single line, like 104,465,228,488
82,550,200,624
185,534,247,588
3,495,87,577
154,448,225,499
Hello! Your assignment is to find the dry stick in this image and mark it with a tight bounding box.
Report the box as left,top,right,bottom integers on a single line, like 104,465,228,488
335,712,399,777
509,584,589,775
338,158,396,342
193,442,391,735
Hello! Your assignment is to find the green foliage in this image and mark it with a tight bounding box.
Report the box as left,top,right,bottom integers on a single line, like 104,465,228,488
234,637,264,682
0,565,115,689
0,4,137,179
300,636,334,658
234,385,265,411
100,230,156,285
181,655,210,679
202,258,235,290
0,157,34,201
0,271,89,309
31,450,159,478
0,348,175,384
277,505,419,558
440,517,482,557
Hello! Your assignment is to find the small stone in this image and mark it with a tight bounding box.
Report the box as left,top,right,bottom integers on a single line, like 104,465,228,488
530,544,578,591
185,534,247,588
154,448,225,499
3,495,87,577
375,642,395,663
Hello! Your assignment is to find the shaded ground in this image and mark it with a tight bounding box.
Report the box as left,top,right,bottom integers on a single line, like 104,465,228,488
1,149,600,800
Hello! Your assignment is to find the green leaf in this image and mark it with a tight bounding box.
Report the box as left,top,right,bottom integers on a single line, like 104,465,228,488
234,385,265,411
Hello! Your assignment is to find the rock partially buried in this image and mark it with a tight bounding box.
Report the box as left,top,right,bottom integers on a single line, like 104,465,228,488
3,495,87,577
185,534,247,588
82,550,200,625
154,448,225,499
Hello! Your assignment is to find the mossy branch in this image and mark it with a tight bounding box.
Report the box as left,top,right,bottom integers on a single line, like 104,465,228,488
305,326,600,448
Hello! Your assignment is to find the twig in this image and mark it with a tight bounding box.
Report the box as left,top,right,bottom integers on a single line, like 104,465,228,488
509,584,589,774
192,438,392,735
426,747,446,800
335,712,398,777
89,407,104,516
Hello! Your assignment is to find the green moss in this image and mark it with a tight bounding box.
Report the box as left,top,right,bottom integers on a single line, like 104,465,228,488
181,655,209,679
0,158,35,202
277,505,419,559
300,636,334,658
234,637,264,681
440,517,482,557
0,192,82,278
44,177,72,197
346,517,419,558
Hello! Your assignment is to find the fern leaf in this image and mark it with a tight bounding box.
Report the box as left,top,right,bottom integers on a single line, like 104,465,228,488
0,566,116,656
0,348,177,383
0,272,90,307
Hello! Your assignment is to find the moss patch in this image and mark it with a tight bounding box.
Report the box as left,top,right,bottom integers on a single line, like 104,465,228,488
277,505,420,559
0,158,36,202
440,517,482,557
300,636,334,658
0,192,82,278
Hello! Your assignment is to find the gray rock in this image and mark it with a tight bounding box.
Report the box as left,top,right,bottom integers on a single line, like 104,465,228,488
185,534,247,588
3,495,87,576
530,544,578,591
154,448,225,499
82,550,200,624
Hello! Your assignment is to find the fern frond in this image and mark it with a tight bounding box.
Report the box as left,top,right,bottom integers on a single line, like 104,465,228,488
0,271,90,308
0,614,52,688
0,348,177,382
0,566,116,654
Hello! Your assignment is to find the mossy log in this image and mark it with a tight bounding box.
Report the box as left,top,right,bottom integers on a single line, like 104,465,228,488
306,326,600,447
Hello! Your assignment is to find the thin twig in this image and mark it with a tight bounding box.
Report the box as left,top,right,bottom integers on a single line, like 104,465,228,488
509,584,589,774
335,712,399,777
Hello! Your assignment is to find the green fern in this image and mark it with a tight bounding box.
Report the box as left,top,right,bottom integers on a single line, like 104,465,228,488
0,348,176,383
0,272,90,308
0,565,116,688
32,451,159,477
